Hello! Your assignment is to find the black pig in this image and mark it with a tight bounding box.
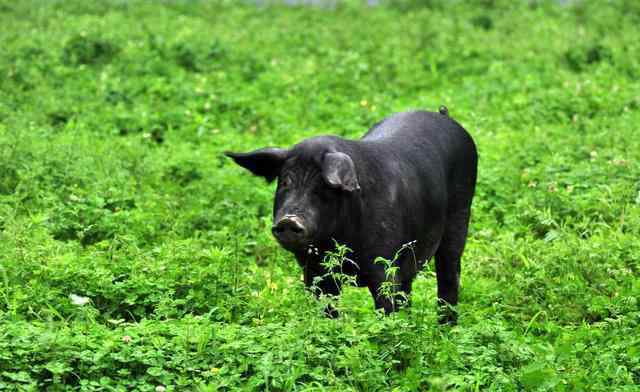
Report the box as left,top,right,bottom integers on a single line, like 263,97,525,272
226,109,477,322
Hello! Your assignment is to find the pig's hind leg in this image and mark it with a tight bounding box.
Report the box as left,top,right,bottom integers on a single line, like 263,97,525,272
434,207,471,324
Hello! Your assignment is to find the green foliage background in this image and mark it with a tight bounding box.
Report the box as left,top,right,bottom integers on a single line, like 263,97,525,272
0,0,639,390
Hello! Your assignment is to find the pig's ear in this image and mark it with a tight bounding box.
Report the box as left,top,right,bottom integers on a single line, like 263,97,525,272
321,152,360,192
225,148,289,183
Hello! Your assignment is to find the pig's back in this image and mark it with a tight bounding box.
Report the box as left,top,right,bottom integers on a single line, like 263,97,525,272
361,110,477,213
362,111,475,173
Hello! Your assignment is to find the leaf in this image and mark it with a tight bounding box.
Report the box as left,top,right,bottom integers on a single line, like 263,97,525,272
519,363,559,389
45,361,72,375
147,367,164,377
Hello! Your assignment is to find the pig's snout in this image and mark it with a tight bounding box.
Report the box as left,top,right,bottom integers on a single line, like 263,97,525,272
272,215,309,247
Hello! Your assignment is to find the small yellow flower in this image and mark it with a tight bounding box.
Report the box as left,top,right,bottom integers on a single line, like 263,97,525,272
211,367,220,375
360,100,368,107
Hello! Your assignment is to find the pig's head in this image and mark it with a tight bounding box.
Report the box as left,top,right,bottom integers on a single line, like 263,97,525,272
226,137,360,253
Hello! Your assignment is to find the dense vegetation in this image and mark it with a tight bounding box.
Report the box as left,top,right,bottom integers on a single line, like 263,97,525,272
1,0,639,390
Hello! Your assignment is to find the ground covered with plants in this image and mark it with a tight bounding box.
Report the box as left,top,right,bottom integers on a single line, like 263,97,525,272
0,0,639,390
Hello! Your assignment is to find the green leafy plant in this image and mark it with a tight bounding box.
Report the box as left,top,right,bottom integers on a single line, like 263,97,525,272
373,241,417,313
0,0,638,390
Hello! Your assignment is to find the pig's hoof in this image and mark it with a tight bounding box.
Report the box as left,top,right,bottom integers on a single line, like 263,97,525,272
437,304,458,325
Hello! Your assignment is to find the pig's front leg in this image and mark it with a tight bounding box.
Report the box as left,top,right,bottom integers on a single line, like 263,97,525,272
300,260,342,318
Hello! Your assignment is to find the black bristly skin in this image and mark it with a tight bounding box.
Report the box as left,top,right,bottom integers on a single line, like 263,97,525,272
226,110,478,324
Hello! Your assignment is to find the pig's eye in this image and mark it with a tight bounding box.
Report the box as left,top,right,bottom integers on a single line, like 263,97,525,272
279,177,291,188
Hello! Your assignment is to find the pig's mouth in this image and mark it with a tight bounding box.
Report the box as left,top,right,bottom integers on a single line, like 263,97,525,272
273,234,314,253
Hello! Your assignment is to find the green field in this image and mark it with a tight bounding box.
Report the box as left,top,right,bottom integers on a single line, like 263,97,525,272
1,0,639,390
